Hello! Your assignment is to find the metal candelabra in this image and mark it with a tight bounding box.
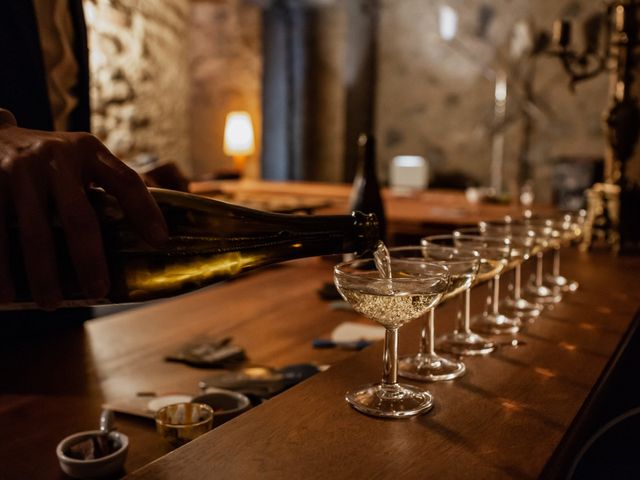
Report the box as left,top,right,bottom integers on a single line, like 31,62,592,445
551,0,640,253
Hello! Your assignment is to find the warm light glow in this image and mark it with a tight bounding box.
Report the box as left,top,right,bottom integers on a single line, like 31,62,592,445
500,399,522,412
126,252,263,298
559,342,577,352
534,367,556,379
223,111,255,157
439,5,458,41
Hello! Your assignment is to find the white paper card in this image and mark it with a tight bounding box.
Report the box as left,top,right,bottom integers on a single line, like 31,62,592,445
331,322,386,343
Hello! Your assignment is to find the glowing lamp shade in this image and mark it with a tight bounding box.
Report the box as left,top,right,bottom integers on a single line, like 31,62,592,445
223,111,255,157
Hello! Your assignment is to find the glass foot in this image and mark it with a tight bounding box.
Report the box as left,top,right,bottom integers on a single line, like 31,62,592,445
345,383,433,418
472,313,521,335
544,274,579,292
398,353,466,382
501,297,543,318
525,282,562,304
437,331,495,356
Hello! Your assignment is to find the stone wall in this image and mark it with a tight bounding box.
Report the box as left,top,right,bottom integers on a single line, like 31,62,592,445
83,0,612,201
84,0,262,178
376,0,608,201
189,0,263,178
84,0,192,174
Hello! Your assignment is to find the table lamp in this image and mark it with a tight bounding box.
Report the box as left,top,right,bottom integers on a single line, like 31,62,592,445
223,111,255,175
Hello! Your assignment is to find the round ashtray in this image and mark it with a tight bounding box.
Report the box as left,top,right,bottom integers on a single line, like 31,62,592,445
193,388,252,425
56,430,129,479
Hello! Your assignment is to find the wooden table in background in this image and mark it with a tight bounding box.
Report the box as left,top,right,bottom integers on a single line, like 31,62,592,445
1,249,639,479
189,180,549,239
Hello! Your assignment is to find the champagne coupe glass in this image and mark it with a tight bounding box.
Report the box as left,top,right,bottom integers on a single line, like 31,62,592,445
334,257,449,418
518,219,563,304
460,234,516,335
392,245,480,381
542,213,582,292
478,222,542,318
423,234,495,356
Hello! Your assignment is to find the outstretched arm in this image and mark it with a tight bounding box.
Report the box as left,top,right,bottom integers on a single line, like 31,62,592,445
0,108,168,309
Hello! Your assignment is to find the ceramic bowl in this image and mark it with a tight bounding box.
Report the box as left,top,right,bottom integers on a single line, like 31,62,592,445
56,430,129,479
193,388,252,425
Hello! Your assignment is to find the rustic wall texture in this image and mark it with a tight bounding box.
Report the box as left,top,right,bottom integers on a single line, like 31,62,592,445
84,0,192,174
83,0,610,202
376,0,608,200
189,0,263,178
84,0,262,178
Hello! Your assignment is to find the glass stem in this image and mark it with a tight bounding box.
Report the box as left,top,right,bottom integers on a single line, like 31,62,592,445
428,310,436,356
381,328,398,387
463,289,472,334
492,276,500,315
419,316,428,356
456,291,470,334
484,277,493,316
514,264,522,300
553,248,561,277
536,252,544,287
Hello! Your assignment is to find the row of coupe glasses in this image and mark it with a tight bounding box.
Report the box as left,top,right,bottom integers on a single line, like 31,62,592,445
333,212,584,418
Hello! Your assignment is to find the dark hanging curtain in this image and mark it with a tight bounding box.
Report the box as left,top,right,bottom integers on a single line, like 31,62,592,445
260,0,378,183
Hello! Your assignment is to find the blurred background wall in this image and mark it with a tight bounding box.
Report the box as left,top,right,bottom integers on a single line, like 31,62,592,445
84,0,609,203
377,0,607,201
189,0,263,179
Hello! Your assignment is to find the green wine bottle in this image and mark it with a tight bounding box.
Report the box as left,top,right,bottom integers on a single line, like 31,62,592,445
349,133,387,241
8,188,380,306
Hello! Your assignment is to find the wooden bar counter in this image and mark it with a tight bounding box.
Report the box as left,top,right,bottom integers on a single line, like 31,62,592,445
1,249,639,479
189,180,554,238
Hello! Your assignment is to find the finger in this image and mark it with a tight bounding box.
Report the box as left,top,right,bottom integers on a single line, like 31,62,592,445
11,158,62,310
89,145,168,246
0,172,15,302
50,154,110,300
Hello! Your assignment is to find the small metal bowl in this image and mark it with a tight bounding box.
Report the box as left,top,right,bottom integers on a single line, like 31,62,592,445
155,402,214,447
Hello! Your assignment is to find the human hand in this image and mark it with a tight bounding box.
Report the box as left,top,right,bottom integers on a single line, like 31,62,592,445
0,109,168,309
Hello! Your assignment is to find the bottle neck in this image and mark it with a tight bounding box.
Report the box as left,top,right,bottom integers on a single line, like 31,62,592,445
357,136,378,180
349,134,386,241
263,211,379,257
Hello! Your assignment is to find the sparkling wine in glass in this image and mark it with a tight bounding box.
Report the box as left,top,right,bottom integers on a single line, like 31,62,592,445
334,249,449,418
392,245,479,381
